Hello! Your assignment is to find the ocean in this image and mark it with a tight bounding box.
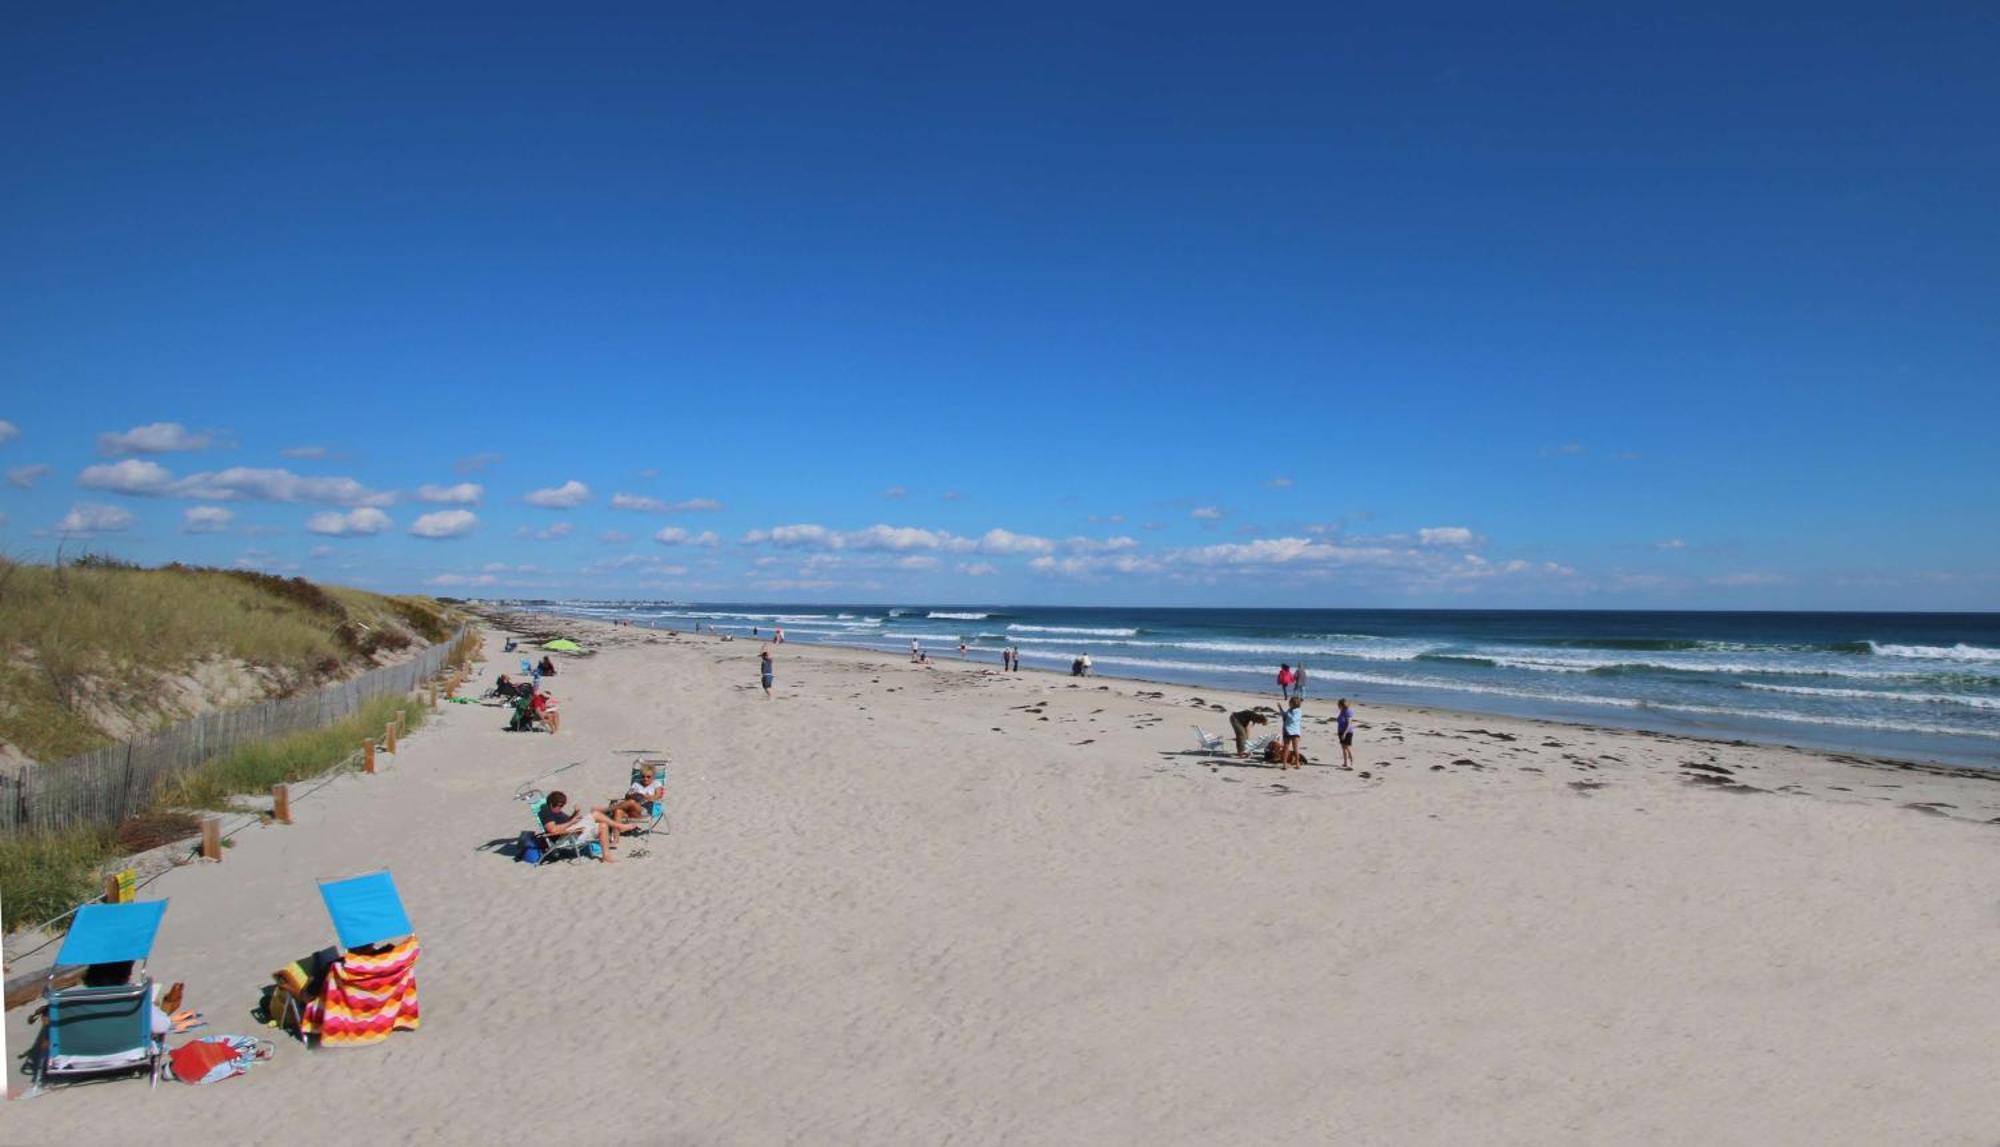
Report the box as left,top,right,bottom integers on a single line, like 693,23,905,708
543,603,2000,769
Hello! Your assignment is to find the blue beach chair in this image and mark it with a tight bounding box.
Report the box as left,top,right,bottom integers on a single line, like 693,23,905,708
32,900,170,1095
318,871,415,954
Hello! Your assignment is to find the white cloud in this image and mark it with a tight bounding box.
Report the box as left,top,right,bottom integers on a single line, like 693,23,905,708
850,524,949,552
416,482,483,504
517,522,576,542
76,459,177,495
609,493,720,513
894,555,940,570
409,510,479,539
600,529,633,544
1190,506,1224,521
1029,554,1165,577
636,467,659,480
60,502,136,535
655,527,721,547
7,463,49,489
942,490,963,502
307,507,393,536
958,561,998,576
426,572,499,587
1264,476,1295,489
971,528,1055,555
78,460,393,506
1064,535,1139,555
97,422,215,455
182,506,234,534
454,452,504,474
1088,513,1126,525
1417,526,1478,548
881,485,909,499
1655,538,1686,550
307,544,334,559
281,445,329,460
1539,442,1587,458
0,420,17,444
523,480,590,508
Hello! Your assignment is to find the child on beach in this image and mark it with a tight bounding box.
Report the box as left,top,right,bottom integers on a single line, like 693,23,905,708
1336,698,1355,769
1280,696,1303,768
760,649,774,698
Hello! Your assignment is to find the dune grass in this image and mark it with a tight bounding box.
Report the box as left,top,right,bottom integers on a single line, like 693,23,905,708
163,694,429,810
0,559,460,761
0,826,122,935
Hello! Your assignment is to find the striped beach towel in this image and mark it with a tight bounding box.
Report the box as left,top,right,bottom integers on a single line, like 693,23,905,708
301,936,421,1047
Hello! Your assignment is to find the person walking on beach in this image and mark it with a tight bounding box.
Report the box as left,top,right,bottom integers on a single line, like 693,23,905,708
1280,696,1304,768
1229,708,1268,757
759,648,774,699
911,639,921,661
1276,663,1295,702
1336,697,1355,769
1080,651,1092,676
959,642,968,659
1292,664,1307,700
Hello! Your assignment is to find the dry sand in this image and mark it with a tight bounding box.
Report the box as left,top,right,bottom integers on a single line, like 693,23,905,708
7,620,1999,1145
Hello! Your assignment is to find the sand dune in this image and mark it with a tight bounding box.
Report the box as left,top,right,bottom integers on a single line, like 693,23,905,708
7,622,1998,1145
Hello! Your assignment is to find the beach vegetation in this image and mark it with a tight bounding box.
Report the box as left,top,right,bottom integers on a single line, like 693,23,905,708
0,557,464,762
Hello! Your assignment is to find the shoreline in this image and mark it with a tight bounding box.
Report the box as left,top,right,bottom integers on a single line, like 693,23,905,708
511,606,2000,778
491,609,2000,826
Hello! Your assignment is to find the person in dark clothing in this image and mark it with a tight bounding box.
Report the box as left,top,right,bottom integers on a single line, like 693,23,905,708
1228,709,1269,757
537,655,557,677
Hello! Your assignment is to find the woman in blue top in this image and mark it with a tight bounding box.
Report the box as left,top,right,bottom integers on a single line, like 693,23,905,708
1336,698,1355,770
1280,696,1304,769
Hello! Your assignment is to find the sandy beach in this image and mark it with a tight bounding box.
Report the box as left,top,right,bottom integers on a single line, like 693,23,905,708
7,617,1999,1145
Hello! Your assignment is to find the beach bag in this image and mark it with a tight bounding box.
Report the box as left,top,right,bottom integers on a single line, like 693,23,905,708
169,1036,272,1084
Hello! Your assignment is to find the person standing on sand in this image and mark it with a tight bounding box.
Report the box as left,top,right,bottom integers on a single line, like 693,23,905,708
1276,663,1294,701
1336,697,1355,769
1280,696,1303,768
759,649,774,699
1229,708,1268,757
1292,664,1307,700
959,642,968,659
1080,651,1092,676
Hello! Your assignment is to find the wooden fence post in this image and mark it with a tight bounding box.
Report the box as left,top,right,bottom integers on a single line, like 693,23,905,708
200,816,222,861
362,738,377,774
428,683,438,709
103,874,121,903
385,720,397,754
272,783,291,824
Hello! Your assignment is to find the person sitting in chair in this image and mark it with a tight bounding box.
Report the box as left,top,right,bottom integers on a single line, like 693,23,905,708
537,655,557,677
537,791,621,862
606,763,665,831
78,962,194,1039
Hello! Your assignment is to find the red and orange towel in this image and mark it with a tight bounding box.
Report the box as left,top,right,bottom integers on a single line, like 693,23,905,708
300,936,421,1047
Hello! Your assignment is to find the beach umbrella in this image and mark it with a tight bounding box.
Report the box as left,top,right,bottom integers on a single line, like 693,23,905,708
542,638,583,652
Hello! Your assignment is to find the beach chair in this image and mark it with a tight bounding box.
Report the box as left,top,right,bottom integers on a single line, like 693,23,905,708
297,872,421,1048
1192,726,1227,753
623,760,669,837
523,796,597,864
31,900,170,1095
1246,734,1275,757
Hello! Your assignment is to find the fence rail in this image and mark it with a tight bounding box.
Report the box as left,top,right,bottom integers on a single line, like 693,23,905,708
1,627,472,834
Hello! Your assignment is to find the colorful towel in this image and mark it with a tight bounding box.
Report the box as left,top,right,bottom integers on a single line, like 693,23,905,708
168,1035,271,1084
301,936,421,1047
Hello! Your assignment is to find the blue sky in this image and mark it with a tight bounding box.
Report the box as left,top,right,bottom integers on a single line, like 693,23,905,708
2,5,1995,608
